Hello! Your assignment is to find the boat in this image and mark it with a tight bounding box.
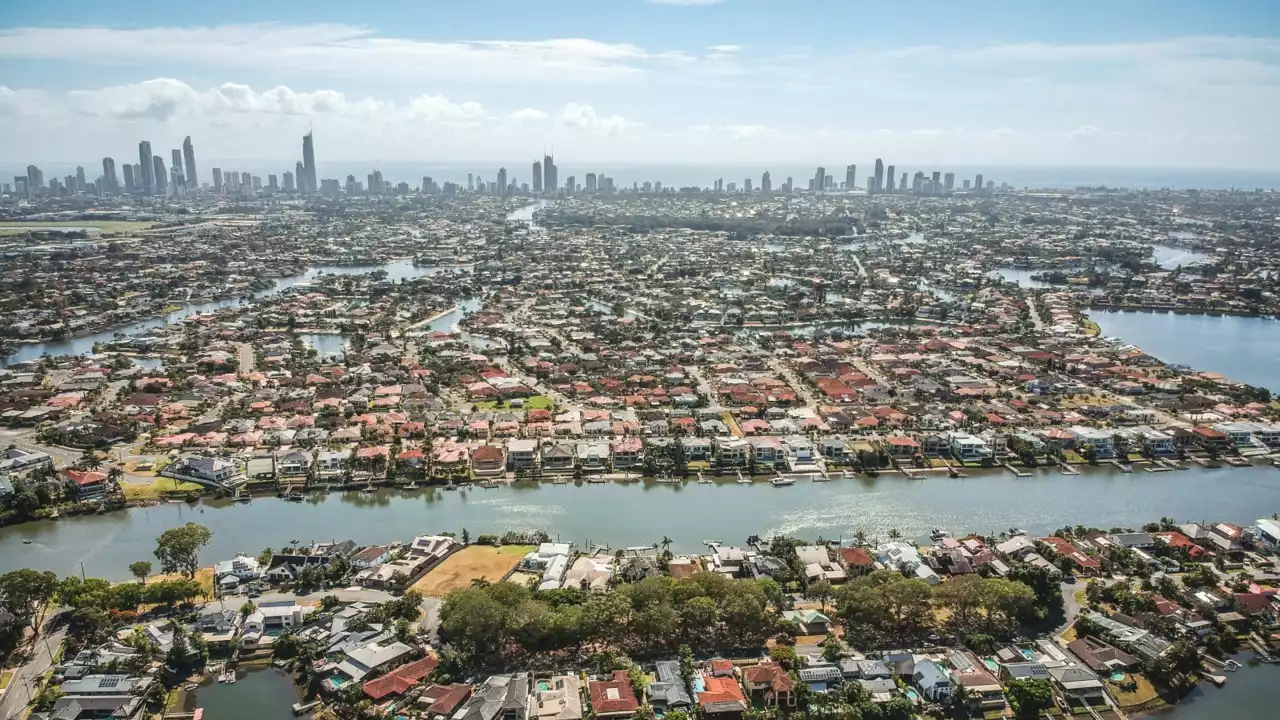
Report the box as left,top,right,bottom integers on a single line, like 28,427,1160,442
931,529,951,541
22,539,31,545
477,481,496,489
770,476,796,487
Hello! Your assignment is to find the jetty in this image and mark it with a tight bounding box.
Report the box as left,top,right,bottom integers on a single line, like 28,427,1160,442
1002,462,1032,478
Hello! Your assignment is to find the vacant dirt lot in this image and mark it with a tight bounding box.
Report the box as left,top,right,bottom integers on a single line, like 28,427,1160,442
411,545,533,597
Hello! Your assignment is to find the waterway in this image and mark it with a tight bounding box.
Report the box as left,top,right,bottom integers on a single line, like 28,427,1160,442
1091,311,1280,391
193,668,303,720
1151,655,1275,719
0,259,462,367
3,464,1278,581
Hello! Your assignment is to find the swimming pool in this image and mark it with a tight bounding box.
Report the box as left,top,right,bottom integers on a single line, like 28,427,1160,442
537,680,552,691
905,688,921,702
983,659,1000,673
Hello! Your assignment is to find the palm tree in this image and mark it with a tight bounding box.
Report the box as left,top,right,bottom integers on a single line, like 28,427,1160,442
80,452,103,471
853,529,868,547
660,536,673,554
887,528,902,541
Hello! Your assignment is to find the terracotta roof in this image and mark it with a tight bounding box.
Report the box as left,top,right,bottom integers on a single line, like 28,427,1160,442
589,670,639,715
362,655,439,700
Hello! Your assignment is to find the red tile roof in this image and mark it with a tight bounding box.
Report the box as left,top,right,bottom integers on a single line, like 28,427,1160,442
362,655,439,700
589,670,639,715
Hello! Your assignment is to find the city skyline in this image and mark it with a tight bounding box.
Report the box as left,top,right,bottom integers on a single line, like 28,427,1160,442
1,1,1278,168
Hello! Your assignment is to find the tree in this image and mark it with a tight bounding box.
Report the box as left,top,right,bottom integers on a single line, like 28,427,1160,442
258,548,273,567
806,578,834,613
0,569,59,630
154,523,213,578
1006,679,1053,719
770,643,799,669
240,601,257,617
129,561,152,584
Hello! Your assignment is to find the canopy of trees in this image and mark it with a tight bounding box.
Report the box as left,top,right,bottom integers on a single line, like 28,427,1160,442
154,523,213,578
439,572,779,668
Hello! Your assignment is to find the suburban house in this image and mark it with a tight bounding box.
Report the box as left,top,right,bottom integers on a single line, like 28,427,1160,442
63,468,108,501
507,439,540,471
741,662,797,708
163,455,246,489
527,674,582,720
648,661,693,713
912,659,952,702
782,609,832,636
242,602,312,646
697,670,749,718
472,445,507,477
456,674,532,720
362,656,441,703
587,670,639,718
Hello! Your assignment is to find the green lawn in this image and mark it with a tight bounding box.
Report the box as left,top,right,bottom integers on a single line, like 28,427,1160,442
473,395,555,411
121,476,204,500
0,669,13,690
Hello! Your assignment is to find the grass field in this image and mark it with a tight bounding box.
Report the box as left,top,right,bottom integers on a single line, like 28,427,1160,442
120,475,204,500
0,220,155,236
411,545,533,597
145,568,216,598
0,669,13,690
473,395,556,411
1105,673,1160,709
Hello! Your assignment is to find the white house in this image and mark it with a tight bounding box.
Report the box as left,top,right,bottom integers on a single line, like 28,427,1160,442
947,433,992,461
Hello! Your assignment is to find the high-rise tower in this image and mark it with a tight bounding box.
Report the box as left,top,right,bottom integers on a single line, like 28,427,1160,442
182,136,198,190
302,131,317,193
872,158,884,193
845,164,856,190
138,141,155,194
532,161,543,193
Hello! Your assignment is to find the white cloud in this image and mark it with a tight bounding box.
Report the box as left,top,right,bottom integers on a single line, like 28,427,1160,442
559,102,641,135
407,94,486,126
0,25,654,84
509,108,550,124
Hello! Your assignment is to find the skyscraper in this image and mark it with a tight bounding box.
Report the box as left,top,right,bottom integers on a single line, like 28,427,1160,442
885,165,896,193
138,141,154,195
497,167,507,197
75,166,86,193
122,163,135,193
302,131,317,193
761,171,771,194
813,167,825,194
899,173,907,192
872,158,884,193
152,155,167,196
543,154,556,196
845,164,856,190
282,171,295,192
171,149,182,176
182,136,198,190
585,173,597,194
531,161,542,193
268,174,278,191
102,158,118,194
296,162,306,192
943,172,955,193
974,173,983,192
26,165,43,196
212,168,223,193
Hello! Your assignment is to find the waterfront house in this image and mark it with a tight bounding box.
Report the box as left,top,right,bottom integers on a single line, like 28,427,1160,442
213,554,261,590
63,469,108,501
363,655,441,703
946,432,992,462
243,601,312,646
541,443,576,472
947,651,1004,714
1068,426,1115,457
472,445,507,477
194,608,243,646
576,441,611,473
326,638,417,691
795,545,847,583
506,439,540,470
715,437,751,468
276,449,314,479
611,437,643,470
588,670,640,718
528,674,583,720
1067,636,1137,674
681,437,713,463
837,546,877,574
163,455,247,489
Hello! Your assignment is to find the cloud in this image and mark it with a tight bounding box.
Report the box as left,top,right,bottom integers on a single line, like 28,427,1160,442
1067,125,1110,143
509,108,550,124
0,25,654,84
407,94,486,126
559,102,641,134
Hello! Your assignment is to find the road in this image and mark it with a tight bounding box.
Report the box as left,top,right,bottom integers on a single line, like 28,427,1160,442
201,587,443,637
0,430,81,468
1025,295,1045,332
0,625,66,720
767,359,819,410
235,342,255,373
1054,580,1087,638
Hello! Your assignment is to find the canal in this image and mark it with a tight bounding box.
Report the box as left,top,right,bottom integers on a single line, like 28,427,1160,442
1091,312,1280,391
194,668,303,720
0,259,463,367
1150,655,1276,719
3,464,1278,581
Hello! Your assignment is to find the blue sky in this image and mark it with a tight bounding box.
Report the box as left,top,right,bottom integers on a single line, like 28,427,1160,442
2,0,1278,169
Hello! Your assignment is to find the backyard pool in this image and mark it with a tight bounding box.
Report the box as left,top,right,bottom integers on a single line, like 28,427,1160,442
905,688,921,702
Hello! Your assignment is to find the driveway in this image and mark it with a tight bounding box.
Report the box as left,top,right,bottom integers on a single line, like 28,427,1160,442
1055,580,1087,637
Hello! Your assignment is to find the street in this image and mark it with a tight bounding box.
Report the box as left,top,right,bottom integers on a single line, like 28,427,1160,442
0,625,66,720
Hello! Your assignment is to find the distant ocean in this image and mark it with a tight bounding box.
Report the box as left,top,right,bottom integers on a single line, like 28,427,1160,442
6,162,1279,193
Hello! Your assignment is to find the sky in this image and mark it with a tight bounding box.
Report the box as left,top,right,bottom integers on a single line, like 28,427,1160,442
1,0,1279,173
